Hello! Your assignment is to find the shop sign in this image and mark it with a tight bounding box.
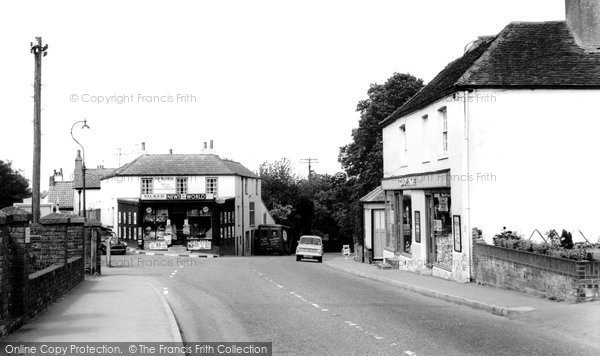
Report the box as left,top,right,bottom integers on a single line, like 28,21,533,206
148,240,168,250
434,219,443,232
154,177,176,192
141,193,215,200
188,239,212,250
382,170,450,190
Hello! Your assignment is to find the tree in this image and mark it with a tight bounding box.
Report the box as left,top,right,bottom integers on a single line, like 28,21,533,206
0,160,31,209
338,73,424,243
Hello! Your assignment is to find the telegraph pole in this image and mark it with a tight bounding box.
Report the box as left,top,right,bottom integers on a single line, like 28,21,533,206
300,158,319,185
30,37,48,223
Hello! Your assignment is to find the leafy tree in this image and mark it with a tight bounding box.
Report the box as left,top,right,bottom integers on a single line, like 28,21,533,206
0,160,31,209
339,73,424,197
337,73,423,244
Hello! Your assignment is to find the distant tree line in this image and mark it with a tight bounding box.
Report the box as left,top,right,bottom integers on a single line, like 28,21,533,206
260,73,423,250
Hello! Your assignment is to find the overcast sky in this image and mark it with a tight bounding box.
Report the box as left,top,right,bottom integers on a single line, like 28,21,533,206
0,0,565,190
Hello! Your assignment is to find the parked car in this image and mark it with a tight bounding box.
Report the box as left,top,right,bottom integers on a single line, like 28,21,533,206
100,226,128,255
296,235,323,263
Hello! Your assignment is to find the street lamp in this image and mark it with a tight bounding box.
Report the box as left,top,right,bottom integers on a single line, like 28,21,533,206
71,119,90,219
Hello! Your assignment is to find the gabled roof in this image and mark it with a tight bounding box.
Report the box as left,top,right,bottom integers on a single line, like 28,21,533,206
382,21,600,125
104,154,258,179
48,181,74,209
74,168,113,189
360,186,385,203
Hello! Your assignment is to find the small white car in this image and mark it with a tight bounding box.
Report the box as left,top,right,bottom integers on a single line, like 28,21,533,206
296,235,323,263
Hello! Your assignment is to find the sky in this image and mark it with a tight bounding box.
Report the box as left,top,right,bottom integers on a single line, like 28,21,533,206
0,0,565,190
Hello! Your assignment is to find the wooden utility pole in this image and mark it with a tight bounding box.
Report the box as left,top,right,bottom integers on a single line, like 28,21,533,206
300,157,319,185
30,37,48,223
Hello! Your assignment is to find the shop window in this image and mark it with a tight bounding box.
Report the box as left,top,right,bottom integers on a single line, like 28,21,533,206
384,191,397,251
402,195,412,254
206,177,218,195
439,107,448,155
176,177,188,194
249,202,255,226
141,178,153,194
432,192,452,267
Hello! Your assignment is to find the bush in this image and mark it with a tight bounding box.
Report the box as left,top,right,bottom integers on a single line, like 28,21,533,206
493,230,522,249
560,230,574,249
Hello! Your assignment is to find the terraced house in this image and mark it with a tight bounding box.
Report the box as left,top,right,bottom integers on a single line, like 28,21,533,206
380,0,600,282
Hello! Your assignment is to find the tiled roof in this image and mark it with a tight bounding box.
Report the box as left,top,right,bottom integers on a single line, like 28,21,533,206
105,154,258,179
382,21,600,124
48,181,74,209
74,168,113,189
360,186,385,203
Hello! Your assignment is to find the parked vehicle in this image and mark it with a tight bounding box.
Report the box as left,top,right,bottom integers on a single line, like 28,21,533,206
256,224,292,254
296,235,323,262
100,226,128,255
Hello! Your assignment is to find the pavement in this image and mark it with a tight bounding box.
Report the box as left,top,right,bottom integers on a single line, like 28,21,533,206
0,263,183,343
324,255,600,348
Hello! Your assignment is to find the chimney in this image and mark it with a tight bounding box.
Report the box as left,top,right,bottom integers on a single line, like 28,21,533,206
169,149,173,154
566,0,600,52
49,175,55,187
141,142,146,152
74,150,82,186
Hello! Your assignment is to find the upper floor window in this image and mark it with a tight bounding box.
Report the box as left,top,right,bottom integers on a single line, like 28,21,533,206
421,114,429,162
141,178,153,194
176,177,188,194
439,107,448,155
206,177,218,195
255,179,259,195
249,202,255,226
400,124,407,166
244,178,248,195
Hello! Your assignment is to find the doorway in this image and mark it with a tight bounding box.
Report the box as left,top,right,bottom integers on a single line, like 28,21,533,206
373,209,385,259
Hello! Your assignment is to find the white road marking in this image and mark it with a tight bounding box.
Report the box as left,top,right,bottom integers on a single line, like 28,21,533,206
404,351,417,356
321,309,328,312
276,285,284,288
163,287,168,295
311,303,320,308
374,336,384,340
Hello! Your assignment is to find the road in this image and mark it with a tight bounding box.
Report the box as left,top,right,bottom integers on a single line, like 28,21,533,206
110,253,599,356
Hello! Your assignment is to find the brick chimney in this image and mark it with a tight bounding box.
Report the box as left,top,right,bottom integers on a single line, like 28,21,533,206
566,0,600,52
74,150,82,186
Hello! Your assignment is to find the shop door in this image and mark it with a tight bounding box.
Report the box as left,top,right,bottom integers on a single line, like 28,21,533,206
373,209,385,259
426,195,435,266
171,212,186,245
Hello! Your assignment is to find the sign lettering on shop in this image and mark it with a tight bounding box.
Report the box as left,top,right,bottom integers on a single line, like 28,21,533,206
141,193,214,200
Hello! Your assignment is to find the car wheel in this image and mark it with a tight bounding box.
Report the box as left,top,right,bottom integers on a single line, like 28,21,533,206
296,255,301,262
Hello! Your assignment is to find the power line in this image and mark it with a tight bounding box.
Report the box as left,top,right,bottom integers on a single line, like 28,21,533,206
300,158,319,184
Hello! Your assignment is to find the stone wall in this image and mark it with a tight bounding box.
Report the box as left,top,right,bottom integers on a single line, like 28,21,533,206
473,242,600,302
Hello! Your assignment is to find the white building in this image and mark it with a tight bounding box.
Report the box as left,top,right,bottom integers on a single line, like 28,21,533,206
380,0,600,282
99,152,274,256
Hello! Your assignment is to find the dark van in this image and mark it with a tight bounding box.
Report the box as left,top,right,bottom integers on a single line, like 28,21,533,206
256,224,291,255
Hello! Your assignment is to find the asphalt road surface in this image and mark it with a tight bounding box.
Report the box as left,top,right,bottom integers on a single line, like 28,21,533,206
110,253,600,356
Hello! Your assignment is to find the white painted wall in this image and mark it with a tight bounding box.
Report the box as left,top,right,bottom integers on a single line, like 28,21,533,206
468,88,600,244
382,88,600,281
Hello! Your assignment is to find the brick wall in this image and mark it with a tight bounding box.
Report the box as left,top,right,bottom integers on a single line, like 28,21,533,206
0,208,102,337
473,242,600,302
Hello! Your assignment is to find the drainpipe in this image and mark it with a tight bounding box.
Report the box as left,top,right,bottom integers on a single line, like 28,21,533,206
241,177,245,256
464,89,473,281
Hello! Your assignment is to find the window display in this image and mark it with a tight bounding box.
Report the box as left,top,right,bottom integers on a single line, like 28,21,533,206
433,192,452,267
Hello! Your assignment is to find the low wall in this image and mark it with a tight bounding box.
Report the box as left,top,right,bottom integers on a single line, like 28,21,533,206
26,257,84,318
473,242,600,302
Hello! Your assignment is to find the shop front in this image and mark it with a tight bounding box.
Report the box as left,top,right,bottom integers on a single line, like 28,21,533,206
382,170,455,274
118,193,235,255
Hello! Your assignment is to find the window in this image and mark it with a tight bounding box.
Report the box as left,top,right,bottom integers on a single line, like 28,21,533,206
255,179,259,195
400,124,407,166
439,107,448,155
244,178,248,195
141,178,153,194
422,114,429,162
206,177,218,195
249,202,255,226
176,177,188,194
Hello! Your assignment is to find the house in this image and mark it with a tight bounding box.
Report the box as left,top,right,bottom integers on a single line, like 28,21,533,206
47,169,74,212
380,0,600,282
98,151,274,256
73,150,113,219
